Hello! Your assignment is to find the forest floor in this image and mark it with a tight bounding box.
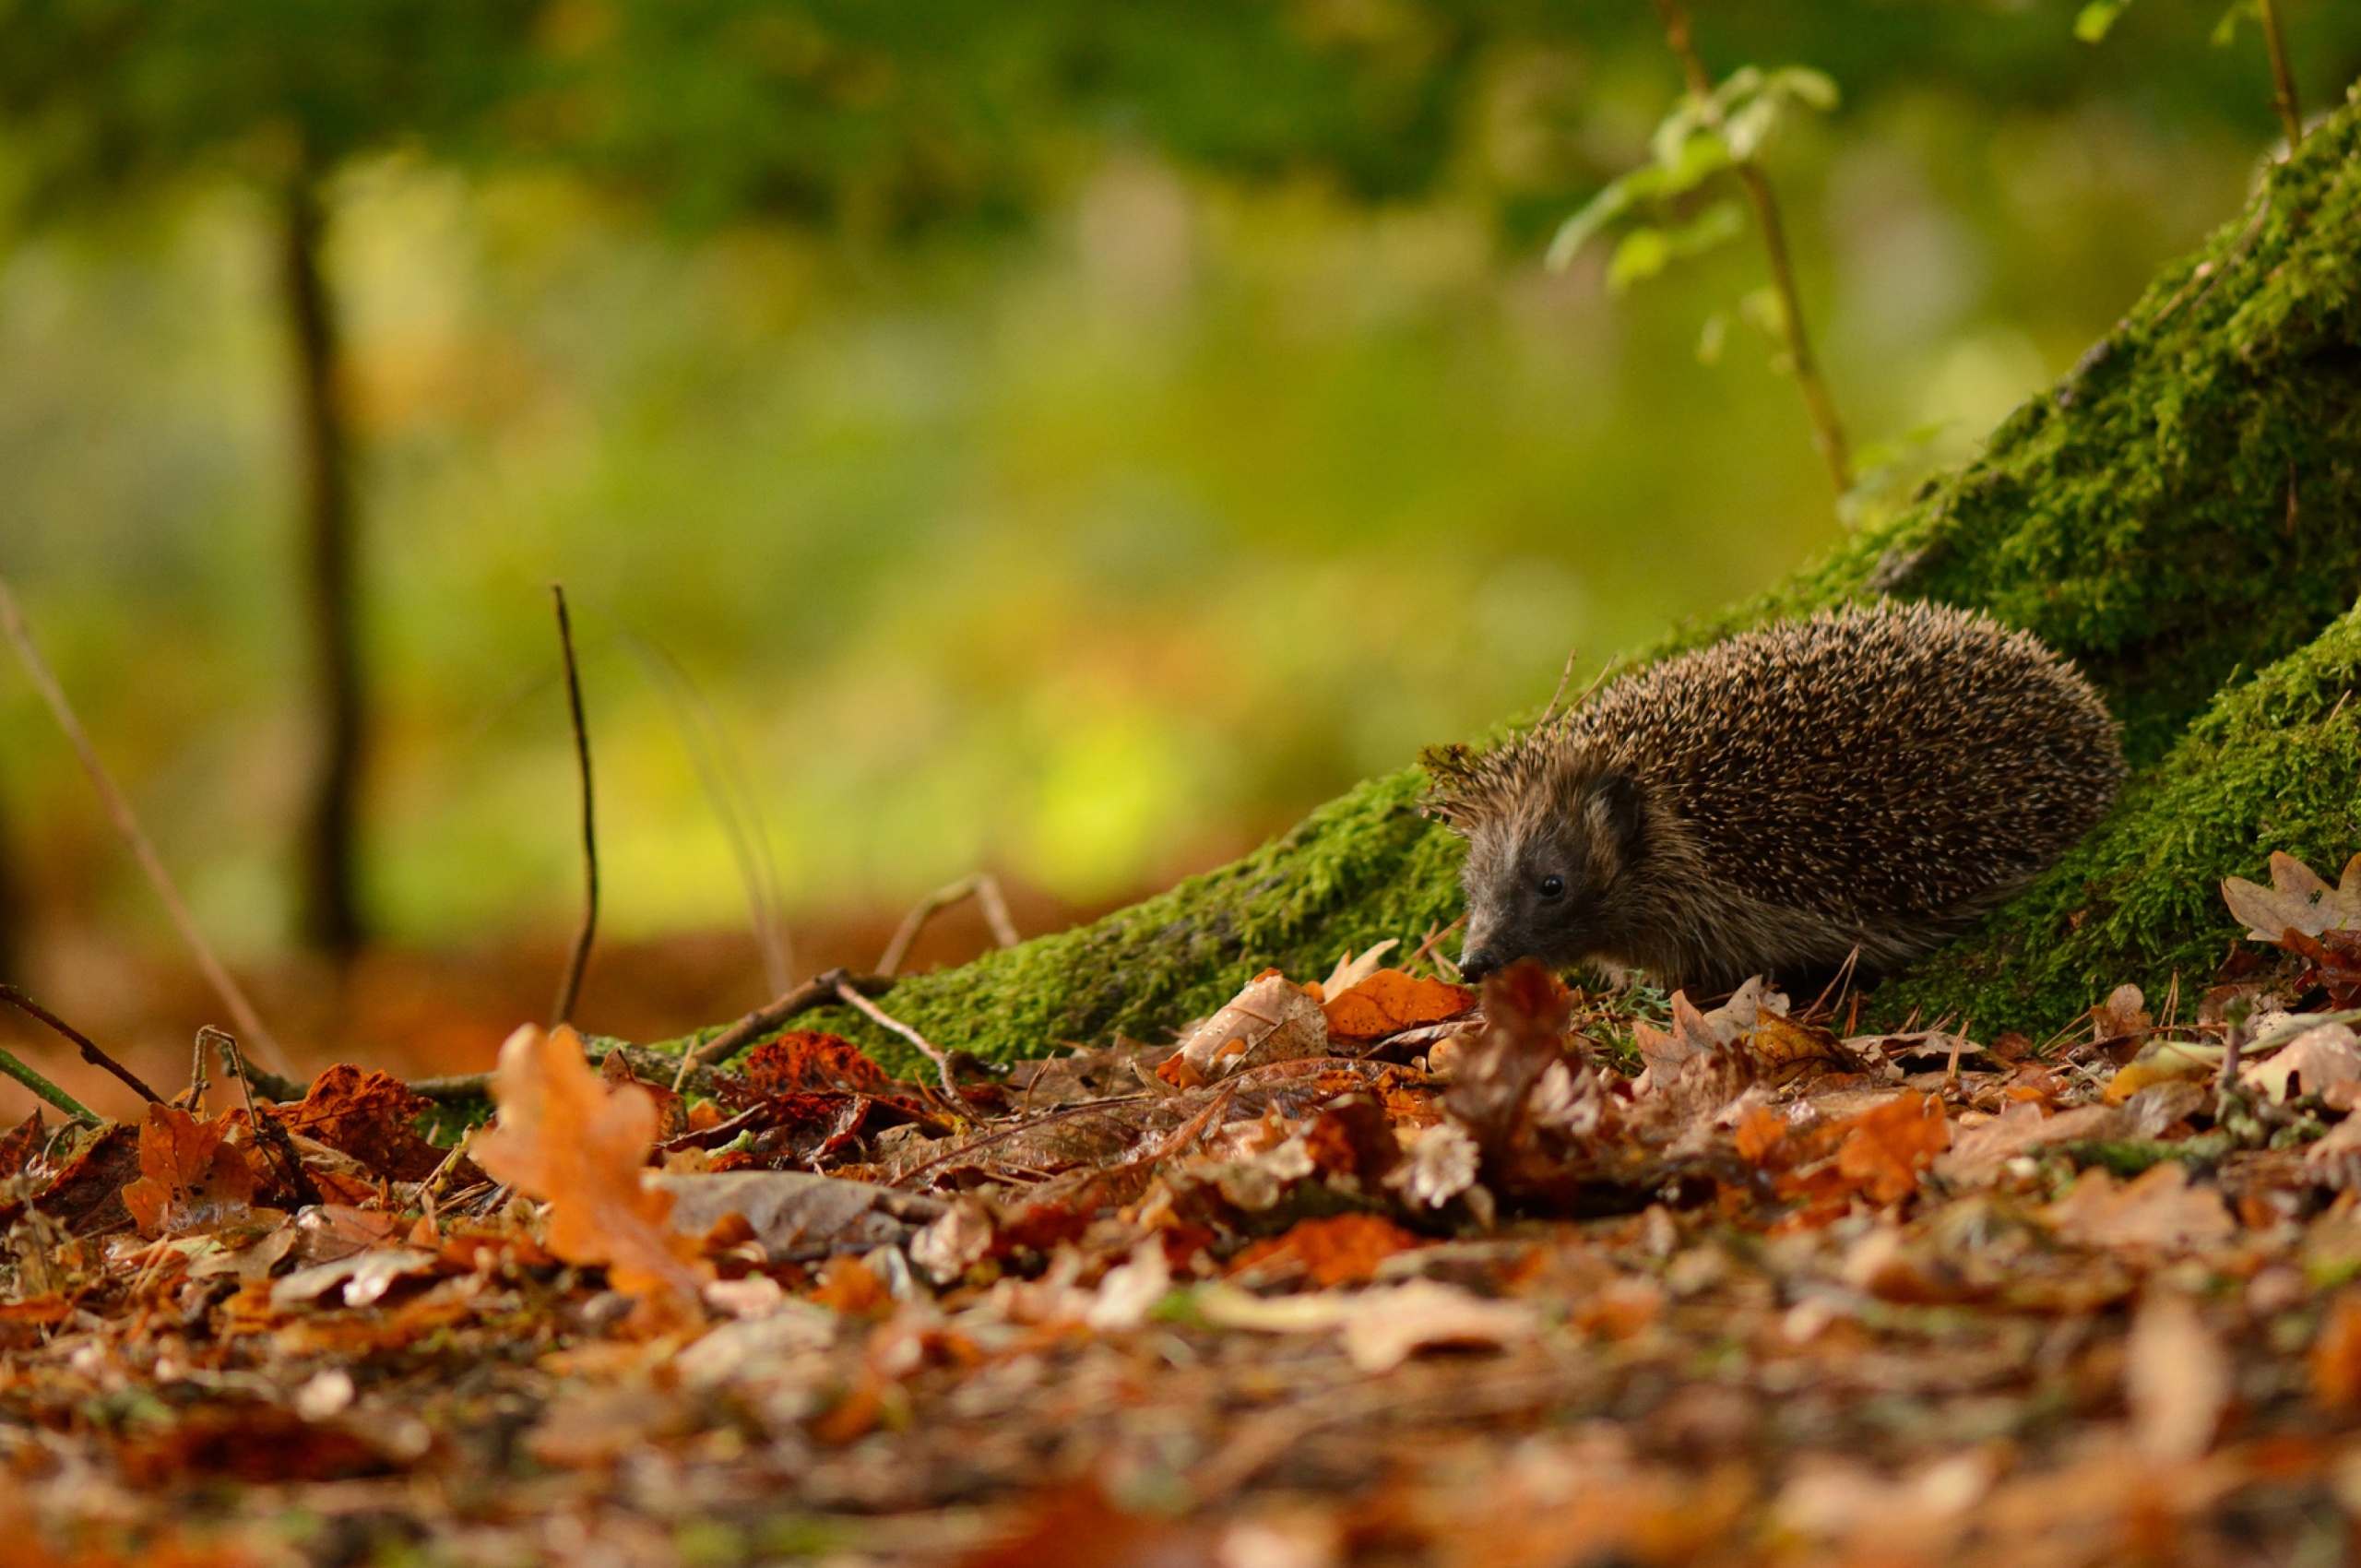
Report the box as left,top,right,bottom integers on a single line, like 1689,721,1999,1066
7,857,2361,1566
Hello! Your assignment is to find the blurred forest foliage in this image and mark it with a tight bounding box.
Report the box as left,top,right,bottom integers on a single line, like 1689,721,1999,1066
0,0,2356,1013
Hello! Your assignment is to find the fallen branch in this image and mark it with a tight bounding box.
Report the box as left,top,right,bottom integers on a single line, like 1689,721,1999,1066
550,584,599,1028
0,575,295,1073
876,873,1020,979
835,977,959,1099
0,982,164,1103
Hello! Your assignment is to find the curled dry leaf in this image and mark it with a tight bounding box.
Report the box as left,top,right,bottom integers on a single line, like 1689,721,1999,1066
471,1023,710,1326
1169,970,1329,1083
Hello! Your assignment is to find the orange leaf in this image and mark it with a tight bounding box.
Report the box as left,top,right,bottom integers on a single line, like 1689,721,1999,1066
1833,1092,1950,1206
2314,1291,2361,1409
1227,1212,1428,1288
1322,969,1476,1040
122,1104,257,1239
1733,1107,1788,1166
471,1024,709,1328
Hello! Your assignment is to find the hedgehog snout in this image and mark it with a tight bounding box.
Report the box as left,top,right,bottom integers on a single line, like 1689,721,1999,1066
1458,945,1503,984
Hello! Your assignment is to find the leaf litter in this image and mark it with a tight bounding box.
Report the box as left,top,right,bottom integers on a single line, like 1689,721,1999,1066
15,873,2361,1563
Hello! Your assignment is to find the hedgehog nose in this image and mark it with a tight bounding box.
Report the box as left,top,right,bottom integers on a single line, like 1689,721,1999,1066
1458,947,1501,984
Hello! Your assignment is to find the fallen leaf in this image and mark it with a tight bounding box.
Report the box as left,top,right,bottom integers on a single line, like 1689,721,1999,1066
2043,1162,2236,1254
1447,959,1572,1180
2243,1020,2361,1102
2223,851,2361,942
471,1023,710,1327
121,1104,258,1238
0,1111,44,1180
2104,1039,2225,1104
1338,1279,1536,1372
1174,970,1330,1080
2312,1291,2361,1408
739,1031,897,1097
651,1170,943,1263
2127,1288,2228,1462
276,1063,454,1182
1935,1102,2127,1186
1321,969,1475,1041
1320,939,1400,999
1226,1212,1428,1288
1833,1092,1948,1205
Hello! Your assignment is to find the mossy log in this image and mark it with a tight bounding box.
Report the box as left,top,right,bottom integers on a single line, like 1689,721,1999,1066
729,88,2361,1072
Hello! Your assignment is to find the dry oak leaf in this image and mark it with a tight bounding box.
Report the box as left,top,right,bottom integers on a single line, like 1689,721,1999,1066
471,1023,710,1325
122,1103,259,1239
1320,968,1475,1041
2222,850,2361,943
2242,1020,2361,1103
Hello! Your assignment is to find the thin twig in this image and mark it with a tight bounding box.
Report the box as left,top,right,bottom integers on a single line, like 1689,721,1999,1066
1407,916,1467,979
1649,0,1851,499
836,979,957,1098
877,873,1022,978
0,575,293,1073
2257,0,2303,152
208,1026,318,1206
550,584,598,1028
0,1042,97,1123
688,968,897,1069
0,983,162,1103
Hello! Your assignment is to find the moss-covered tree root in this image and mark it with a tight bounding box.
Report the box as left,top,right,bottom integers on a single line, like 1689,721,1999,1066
700,85,2361,1073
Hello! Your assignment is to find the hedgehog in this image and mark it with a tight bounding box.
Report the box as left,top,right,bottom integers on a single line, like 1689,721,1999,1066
1421,600,2125,997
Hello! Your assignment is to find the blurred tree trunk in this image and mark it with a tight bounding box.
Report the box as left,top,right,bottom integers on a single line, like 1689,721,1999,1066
717,96,2361,1070
281,172,365,957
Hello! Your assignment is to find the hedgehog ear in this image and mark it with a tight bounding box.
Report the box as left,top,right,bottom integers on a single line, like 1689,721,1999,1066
1589,771,1643,856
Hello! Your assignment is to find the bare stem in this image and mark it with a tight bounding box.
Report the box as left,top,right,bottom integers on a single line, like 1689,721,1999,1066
877,873,1020,979
0,575,294,1073
2257,0,2304,152
551,584,599,1028
834,978,959,1099
1650,0,1853,498
0,1045,97,1124
0,983,163,1103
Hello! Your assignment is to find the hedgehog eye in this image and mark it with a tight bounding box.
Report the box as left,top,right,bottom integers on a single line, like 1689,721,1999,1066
1538,875,1565,899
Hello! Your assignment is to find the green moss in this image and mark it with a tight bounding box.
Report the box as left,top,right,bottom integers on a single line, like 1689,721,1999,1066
701,89,2361,1070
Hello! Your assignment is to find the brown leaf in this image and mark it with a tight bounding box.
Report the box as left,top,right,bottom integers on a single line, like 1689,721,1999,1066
1447,959,1572,1181
0,1111,43,1181
2127,1289,2228,1462
471,1023,710,1327
121,1104,258,1239
1321,968,1475,1040
276,1063,456,1182
2043,1162,2236,1255
1174,969,1329,1080
739,1030,897,1097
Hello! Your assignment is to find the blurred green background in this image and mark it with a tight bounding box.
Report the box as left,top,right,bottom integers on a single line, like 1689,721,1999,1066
0,0,2355,1089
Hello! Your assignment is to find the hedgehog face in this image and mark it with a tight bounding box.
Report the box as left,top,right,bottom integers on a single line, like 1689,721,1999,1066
1456,771,1643,983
